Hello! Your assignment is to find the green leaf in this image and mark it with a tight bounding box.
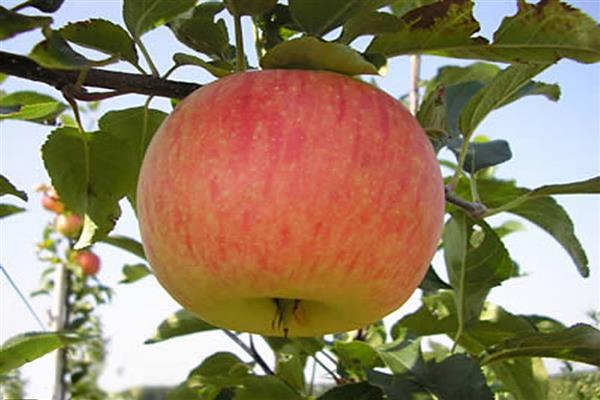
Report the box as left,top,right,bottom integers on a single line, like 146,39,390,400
334,340,383,373
42,127,135,246
254,4,301,51
187,352,251,388
119,264,152,284
367,0,600,64
444,211,514,333
394,292,549,400
481,324,600,367
173,53,233,78
123,0,197,38
224,0,277,16
0,7,51,40
26,0,65,13
447,138,512,173
528,176,600,197
459,63,550,138
460,178,591,277
0,331,81,374
145,309,217,344
100,234,146,260
366,369,428,399
0,91,66,124
339,11,402,45
0,175,27,201
288,0,394,37
30,31,111,70
168,3,232,60
98,107,167,208
261,37,378,75
0,204,26,219
59,19,139,65
318,381,384,400
273,343,306,392
234,375,304,400
374,339,493,399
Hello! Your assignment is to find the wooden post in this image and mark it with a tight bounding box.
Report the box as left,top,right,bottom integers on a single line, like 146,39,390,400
51,264,69,400
409,55,421,115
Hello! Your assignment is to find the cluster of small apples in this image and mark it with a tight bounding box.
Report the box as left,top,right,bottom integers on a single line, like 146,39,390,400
38,185,101,276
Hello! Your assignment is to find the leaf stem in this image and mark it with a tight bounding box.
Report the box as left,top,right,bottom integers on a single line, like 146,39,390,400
135,38,159,77
222,330,274,375
234,12,247,72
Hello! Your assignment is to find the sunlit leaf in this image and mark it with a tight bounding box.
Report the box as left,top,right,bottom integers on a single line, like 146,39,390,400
145,309,217,344
119,264,152,284
0,331,81,374
0,204,26,219
261,37,378,75
30,31,112,70
100,234,146,260
0,91,66,124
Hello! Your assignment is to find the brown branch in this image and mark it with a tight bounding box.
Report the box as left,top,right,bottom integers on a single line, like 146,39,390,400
0,51,201,101
445,186,487,219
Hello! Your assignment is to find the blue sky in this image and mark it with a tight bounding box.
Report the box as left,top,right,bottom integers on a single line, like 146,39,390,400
1,1,598,397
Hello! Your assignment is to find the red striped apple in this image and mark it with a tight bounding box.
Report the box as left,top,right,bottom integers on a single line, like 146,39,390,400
137,70,444,337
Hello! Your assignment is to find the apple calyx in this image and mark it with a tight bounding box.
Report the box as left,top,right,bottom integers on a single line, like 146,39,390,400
272,298,305,338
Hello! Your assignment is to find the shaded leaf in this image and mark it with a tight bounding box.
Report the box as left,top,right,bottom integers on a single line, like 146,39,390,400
390,0,438,18
0,91,66,124
288,0,394,37
367,0,600,64
59,19,138,65
0,175,27,201
459,178,591,276
168,2,232,59
100,234,146,260
481,324,600,367
444,211,513,332
254,4,300,51
418,265,452,294
173,53,233,78
30,31,111,70
447,138,512,173
145,309,217,344
224,0,277,16
0,204,26,219
119,263,152,284
0,7,51,40
98,107,167,208
261,37,378,75
529,176,600,197
459,63,550,138
339,11,402,45
273,343,306,392
187,352,251,389
0,331,81,374
394,291,549,400
27,0,65,13
366,369,428,399
334,340,383,374
234,375,304,400
123,0,196,37
318,381,384,400
42,127,135,247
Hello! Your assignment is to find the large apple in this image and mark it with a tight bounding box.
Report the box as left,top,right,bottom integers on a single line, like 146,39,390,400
137,70,444,337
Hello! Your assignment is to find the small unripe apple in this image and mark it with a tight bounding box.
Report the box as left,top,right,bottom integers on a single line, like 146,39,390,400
41,188,65,214
55,213,83,237
137,70,445,337
75,250,100,276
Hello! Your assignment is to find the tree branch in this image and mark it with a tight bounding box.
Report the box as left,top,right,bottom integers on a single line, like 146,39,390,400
445,186,487,219
0,51,201,100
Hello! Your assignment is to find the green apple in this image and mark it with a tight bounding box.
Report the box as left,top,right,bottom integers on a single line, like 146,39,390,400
137,70,445,337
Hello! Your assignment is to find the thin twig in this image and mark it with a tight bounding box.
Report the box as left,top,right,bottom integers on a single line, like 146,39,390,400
222,330,274,375
0,51,200,101
0,264,47,331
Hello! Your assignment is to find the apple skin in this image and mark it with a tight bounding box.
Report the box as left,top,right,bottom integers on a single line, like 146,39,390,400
137,70,445,337
55,213,83,238
41,189,65,214
75,251,101,276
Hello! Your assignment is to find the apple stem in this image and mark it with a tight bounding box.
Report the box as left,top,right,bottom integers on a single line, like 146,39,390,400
234,12,247,72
